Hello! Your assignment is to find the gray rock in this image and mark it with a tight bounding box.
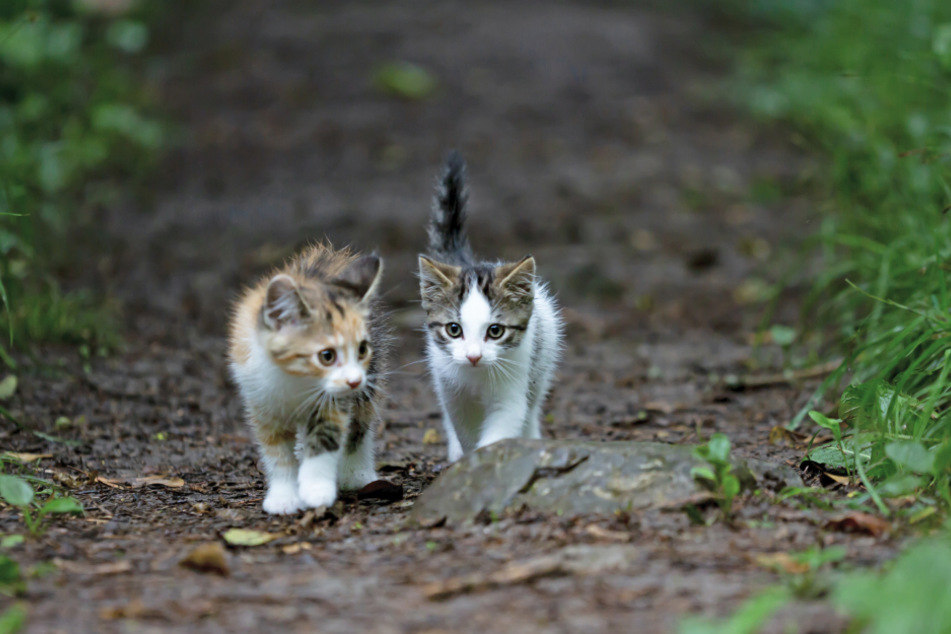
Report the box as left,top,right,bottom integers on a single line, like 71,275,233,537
410,438,800,524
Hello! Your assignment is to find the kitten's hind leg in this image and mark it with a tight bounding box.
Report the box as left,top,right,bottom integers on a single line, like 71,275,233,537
525,402,543,440
254,422,302,515
297,410,344,508
339,393,378,490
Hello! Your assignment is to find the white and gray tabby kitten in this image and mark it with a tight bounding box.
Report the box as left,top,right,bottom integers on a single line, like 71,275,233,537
419,152,564,462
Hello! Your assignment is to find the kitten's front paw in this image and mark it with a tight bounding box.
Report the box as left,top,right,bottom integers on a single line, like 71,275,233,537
262,486,302,515
339,470,378,491
299,478,338,508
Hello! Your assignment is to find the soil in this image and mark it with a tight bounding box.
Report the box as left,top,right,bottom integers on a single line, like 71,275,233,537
1,2,901,632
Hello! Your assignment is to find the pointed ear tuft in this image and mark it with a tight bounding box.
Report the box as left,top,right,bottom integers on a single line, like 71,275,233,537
332,255,382,302
495,255,535,302
418,256,460,309
264,274,310,329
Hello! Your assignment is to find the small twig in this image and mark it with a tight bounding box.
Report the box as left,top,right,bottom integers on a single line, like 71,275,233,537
423,555,564,600
725,360,842,391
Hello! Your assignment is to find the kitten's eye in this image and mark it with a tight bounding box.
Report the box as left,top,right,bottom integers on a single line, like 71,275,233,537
486,324,505,339
357,340,370,360
317,348,336,366
445,323,463,338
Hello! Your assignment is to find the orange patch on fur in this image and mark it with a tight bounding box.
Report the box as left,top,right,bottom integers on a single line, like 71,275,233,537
258,427,296,446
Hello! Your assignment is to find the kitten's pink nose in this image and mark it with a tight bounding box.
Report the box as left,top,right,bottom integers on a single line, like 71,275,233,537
466,353,482,366
346,377,362,389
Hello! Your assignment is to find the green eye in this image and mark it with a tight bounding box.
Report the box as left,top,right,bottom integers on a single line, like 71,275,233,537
487,324,505,339
317,349,336,366
446,323,463,338
358,340,370,360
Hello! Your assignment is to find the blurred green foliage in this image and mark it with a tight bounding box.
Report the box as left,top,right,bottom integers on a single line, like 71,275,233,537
0,0,165,357
721,0,951,499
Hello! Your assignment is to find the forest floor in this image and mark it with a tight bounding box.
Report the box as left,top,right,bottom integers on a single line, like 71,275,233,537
1,1,901,632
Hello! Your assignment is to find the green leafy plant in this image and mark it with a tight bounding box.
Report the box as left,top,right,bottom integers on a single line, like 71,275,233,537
679,545,847,633
679,586,791,634
0,474,83,537
0,602,26,634
692,433,741,520
0,1,166,357
771,545,847,599
833,535,951,634
0,554,24,598
710,0,951,502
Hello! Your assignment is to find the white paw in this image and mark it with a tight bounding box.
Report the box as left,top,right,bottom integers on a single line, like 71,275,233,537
447,444,464,463
262,486,302,515
299,478,338,508
339,470,377,491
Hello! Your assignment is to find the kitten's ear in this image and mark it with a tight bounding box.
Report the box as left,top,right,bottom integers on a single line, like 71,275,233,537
333,255,382,302
264,274,310,329
495,255,535,302
418,256,460,302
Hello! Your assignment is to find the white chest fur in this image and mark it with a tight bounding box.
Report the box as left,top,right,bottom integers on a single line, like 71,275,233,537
426,284,562,460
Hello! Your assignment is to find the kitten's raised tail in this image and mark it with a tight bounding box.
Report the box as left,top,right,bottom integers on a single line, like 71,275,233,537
427,150,474,266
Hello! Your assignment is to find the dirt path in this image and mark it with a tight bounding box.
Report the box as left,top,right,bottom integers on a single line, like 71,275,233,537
3,2,896,632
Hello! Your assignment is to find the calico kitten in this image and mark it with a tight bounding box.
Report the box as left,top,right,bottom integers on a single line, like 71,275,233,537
228,244,387,514
419,152,564,462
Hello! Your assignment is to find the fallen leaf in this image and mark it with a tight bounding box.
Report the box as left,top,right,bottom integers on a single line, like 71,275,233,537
99,598,150,620
95,476,124,489
825,512,891,537
2,452,52,464
754,552,810,575
373,61,437,100
768,426,809,446
644,401,674,415
281,542,313,555
222,528,279,547
1,535,24,549
422,428,441,444
0,375,17,400
909,506,937,525
824,472,852,486
96,475,185,489
584,525,631,542
179,542,229,576
54,558,132,575
424,545,637,600
356,480,404,502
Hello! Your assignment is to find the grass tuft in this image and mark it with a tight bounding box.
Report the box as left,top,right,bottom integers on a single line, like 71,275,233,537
717,0,951,498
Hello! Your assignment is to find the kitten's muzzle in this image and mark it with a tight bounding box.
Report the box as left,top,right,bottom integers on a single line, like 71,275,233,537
466,352,482,366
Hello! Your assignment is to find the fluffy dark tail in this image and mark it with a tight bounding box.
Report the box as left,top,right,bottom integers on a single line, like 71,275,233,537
427,150,474,265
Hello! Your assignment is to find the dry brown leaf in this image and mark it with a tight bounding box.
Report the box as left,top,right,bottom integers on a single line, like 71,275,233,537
54,558,132,575
584,525,631,542
356,480,404,502
95,476,125,489
825,512,891,537
179,542,229,576
96,475,185,489
824,472,852,486
2,452,52,463
754,552,810,575
99,599,152,621
644,401,674,415
281,542,313,555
